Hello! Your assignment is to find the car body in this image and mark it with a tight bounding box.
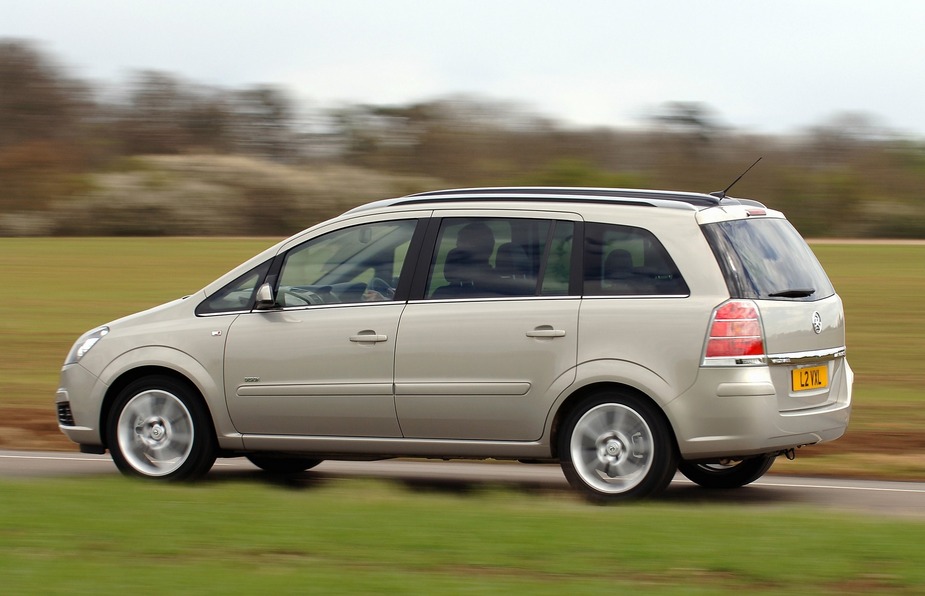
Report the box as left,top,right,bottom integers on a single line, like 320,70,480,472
57,186,852,501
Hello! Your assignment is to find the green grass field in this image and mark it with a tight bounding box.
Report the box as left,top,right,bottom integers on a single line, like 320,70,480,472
0,238,923,476
0,237,270,408
2,476,923,594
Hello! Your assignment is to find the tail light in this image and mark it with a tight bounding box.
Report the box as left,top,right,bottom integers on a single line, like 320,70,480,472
702,300,766,366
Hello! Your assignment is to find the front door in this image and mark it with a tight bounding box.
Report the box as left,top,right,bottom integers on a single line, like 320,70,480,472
224,303,404,436
223,218,419,437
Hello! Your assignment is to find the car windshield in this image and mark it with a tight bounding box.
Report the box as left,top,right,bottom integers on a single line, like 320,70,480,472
702,218,835,301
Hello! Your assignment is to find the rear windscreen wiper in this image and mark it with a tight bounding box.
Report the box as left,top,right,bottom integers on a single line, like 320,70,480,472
768,288,815,298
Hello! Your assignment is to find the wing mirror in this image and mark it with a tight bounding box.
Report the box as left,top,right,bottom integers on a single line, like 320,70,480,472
254,283,277,310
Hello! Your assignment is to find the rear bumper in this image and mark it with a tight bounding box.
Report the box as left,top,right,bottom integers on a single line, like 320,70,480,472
666,360,852,460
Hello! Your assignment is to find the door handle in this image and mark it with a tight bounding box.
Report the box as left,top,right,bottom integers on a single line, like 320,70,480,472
526,327,566,338
349,331,388,343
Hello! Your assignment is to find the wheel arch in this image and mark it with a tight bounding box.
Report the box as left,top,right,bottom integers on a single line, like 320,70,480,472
99,365,216,451
549,381,679,460
94,343,243,450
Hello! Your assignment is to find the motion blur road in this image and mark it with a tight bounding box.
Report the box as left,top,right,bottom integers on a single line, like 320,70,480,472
2,449,923,518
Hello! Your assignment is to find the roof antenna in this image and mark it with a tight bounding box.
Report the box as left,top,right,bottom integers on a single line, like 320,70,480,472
711,157,762,199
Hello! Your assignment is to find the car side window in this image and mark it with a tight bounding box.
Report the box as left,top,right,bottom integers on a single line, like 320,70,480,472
276,219,417,306
425,217,574,299
583,223,689,296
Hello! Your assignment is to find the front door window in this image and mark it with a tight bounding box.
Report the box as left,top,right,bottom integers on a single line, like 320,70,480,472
277,219,417,306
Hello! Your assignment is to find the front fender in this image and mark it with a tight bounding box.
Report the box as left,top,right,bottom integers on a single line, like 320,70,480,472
98,345,243,449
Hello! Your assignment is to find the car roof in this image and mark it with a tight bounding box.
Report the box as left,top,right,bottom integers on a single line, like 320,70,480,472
345,186,765,215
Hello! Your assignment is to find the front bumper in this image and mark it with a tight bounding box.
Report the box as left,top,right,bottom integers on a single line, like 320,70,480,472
56,363,106,447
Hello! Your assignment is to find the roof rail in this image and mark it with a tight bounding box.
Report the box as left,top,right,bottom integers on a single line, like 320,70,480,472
406,186,721,207
344,186,765,215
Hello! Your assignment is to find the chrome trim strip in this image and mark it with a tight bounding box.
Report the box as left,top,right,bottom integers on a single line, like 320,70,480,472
196,309,250,317
410,295,579,304
409,294,690,304
582,294,690,300
767,347,847,365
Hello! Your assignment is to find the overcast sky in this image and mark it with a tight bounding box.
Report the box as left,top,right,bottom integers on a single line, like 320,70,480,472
5,0,925,137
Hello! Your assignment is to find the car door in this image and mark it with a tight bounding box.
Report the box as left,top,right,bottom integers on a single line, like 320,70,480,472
223,217,422,437
394,212,580,441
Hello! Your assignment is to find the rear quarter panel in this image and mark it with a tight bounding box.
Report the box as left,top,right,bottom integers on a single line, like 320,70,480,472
572,206,731,407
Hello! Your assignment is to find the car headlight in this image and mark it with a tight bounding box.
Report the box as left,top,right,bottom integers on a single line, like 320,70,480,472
64,326,110,365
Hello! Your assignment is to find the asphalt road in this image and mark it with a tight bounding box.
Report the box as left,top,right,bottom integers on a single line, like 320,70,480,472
2,449,924,518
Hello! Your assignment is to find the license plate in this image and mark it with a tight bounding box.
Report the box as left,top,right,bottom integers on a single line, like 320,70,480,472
792,365,828,392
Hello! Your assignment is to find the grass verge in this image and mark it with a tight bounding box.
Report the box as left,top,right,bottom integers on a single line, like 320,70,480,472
2,476,924,595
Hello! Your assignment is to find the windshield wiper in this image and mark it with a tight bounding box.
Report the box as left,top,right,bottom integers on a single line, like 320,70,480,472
768,288,815,298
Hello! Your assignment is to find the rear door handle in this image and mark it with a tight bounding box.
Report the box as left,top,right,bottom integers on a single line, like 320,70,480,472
349,331,388,343
526,326,566,338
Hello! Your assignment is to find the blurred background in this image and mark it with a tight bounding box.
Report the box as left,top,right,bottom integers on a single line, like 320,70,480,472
3,0,925,239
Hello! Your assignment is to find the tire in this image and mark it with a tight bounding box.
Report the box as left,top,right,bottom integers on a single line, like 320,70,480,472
106,375,216,480
246,454,323,475
677,455,776,489
559,391,677,503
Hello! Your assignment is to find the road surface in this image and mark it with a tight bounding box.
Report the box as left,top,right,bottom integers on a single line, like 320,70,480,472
2,449,923,518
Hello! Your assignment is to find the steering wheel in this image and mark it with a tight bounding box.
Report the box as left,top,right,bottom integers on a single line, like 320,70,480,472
364,277,395,301
281,287,326,306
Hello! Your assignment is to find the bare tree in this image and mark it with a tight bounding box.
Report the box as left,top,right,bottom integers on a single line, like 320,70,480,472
0,40,90,148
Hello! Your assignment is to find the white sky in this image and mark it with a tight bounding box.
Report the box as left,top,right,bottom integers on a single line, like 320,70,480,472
4,0,925,136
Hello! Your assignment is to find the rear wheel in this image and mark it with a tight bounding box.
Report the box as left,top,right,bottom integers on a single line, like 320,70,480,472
246,454,323,475
107,375,216,480
559,391,677,503
678,455,776,489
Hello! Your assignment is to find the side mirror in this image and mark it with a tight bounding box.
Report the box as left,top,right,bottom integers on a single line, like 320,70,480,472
253,283,276,310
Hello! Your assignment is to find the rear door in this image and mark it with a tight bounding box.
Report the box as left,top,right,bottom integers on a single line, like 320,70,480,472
394,211,580,441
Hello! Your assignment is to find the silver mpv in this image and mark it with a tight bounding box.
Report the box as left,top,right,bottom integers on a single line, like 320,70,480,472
57,187,852,502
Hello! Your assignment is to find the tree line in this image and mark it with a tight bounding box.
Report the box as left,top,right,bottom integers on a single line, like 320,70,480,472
2,39,924,237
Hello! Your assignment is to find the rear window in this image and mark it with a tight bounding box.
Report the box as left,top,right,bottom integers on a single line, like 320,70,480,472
702,218,835,301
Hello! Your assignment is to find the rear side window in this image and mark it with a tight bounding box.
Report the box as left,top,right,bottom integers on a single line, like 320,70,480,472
702,218,835,301
425,217,575,299
583,223,689,296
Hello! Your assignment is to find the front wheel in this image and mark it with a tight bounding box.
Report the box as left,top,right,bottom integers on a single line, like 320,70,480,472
106,375,216,480
678,455,776,489
559,391,677,503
